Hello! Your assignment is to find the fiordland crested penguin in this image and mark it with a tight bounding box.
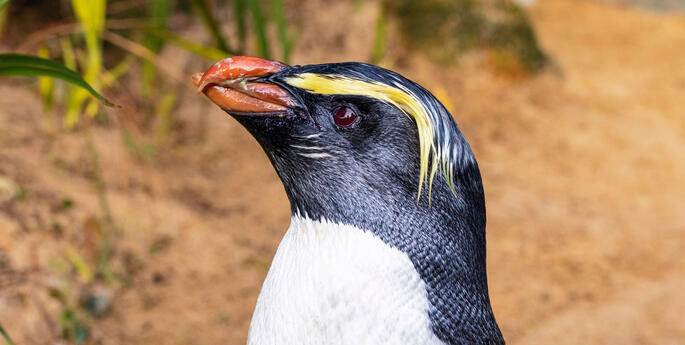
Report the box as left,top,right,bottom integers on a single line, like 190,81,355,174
192,56,505,345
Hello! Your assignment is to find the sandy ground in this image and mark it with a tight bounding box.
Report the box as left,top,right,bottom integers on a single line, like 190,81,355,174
1,0,684,344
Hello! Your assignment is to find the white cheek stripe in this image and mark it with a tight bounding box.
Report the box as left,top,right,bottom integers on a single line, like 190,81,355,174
246,216,445,345
296,152,333,159
290,144,331,151
294,133,323,139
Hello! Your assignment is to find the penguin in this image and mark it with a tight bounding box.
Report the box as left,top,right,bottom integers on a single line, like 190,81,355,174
192,56,505,345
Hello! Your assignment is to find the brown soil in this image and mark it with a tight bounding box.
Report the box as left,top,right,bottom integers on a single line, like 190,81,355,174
1,1,684,344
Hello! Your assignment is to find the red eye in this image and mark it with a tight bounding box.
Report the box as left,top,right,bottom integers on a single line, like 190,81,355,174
333,107,357,127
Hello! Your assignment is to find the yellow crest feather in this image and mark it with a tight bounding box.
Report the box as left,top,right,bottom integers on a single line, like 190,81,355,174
285,73,451,199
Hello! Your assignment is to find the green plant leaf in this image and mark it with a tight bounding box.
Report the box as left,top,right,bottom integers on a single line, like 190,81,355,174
0,322,15,345
64,246,93,283
0,54,115,106
70,0,106,120
247,0,270,59
142,0,169,96
102,55,134,88
60,37,77,70
190,0,232,53
270,0,293,63
371,6,387,64
37,45,55,113
0,2,8,40
233,0,247,54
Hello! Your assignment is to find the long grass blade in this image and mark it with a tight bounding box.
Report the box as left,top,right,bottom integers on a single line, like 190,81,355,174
247,0,270,58
190,0,231,53
103,30,184,83
60,37,77,70
37,45,55,113
0,65,113,106
60,36,83,127
0,53,84,73
64,246,93,283
69,0,106,124
0,322,15,345
233,0,247,54
0,54,114,106
269,0,292,63
142,0,169,95
0,4,7,41
101,55,134,88
371,6,387,64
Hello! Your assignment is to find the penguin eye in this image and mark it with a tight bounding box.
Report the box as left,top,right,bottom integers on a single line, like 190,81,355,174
332,106,358,128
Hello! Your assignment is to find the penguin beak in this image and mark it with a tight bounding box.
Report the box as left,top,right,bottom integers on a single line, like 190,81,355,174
192,56,297,117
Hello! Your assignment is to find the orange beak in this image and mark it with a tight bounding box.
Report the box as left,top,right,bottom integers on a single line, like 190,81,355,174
192,56,296,115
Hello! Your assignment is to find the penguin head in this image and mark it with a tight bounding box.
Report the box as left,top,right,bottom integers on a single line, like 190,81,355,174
193,57,482,223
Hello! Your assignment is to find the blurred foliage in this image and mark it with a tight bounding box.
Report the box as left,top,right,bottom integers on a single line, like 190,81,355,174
45,215,119,344
66,0,106,127
371,5,387,64
247,0,270,58
385,0,548,74
141,0,169,96
0,0,549,129
270,0,294,63
0,54,113,106
1,0,295,130
190,0,232,53
37,45,56,113
0,1,7,39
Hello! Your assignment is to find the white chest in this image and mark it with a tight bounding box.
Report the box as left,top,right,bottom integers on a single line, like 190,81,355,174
246,217,444,345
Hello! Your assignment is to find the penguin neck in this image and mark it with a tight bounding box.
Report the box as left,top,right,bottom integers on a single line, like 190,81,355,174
278,162,504,344
248,216,447,344
406,169,504,344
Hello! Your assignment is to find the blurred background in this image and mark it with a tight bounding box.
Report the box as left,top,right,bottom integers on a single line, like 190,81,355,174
0,0,684,344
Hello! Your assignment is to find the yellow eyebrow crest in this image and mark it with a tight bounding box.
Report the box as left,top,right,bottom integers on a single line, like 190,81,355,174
285,73,457,200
